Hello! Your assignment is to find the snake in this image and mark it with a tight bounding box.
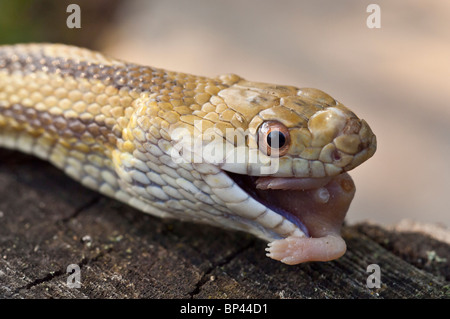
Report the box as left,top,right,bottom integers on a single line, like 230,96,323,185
0,43,376,265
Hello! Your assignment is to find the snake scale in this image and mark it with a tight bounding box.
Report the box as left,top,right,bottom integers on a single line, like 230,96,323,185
0,44,376,265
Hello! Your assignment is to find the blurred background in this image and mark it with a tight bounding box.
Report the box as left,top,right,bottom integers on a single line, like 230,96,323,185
0,0,448,227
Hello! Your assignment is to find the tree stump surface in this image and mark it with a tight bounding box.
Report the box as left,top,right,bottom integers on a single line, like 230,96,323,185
0,150,448,299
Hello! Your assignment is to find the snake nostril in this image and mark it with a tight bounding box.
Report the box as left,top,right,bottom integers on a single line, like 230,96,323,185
332,150,341,162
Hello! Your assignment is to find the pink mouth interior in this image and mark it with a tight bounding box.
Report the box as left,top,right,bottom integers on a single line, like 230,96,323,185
226,172,356,264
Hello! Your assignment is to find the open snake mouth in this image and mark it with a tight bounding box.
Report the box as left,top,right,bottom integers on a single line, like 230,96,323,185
225,171,356,264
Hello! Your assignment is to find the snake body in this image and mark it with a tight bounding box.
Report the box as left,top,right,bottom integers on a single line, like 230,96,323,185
0,44,376,264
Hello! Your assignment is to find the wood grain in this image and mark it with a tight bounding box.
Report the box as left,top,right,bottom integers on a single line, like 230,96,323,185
0,149,448,298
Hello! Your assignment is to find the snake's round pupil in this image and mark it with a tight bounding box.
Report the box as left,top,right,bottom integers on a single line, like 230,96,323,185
267,131,286,148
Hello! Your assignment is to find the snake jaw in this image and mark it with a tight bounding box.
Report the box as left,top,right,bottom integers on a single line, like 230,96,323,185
224,171,355,264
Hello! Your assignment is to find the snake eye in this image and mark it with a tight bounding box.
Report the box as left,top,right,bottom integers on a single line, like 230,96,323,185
258,121,290,157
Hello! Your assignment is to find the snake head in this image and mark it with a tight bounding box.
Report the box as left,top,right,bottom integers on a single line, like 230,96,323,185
187,78,377,264
216,80,377,178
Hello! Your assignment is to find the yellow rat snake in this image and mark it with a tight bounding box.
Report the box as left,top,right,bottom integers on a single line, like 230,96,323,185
0,44,376,265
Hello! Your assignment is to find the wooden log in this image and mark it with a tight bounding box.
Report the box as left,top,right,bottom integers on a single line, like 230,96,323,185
0,150,448,298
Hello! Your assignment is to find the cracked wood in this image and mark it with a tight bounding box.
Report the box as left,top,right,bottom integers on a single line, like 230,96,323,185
0,149,449,298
